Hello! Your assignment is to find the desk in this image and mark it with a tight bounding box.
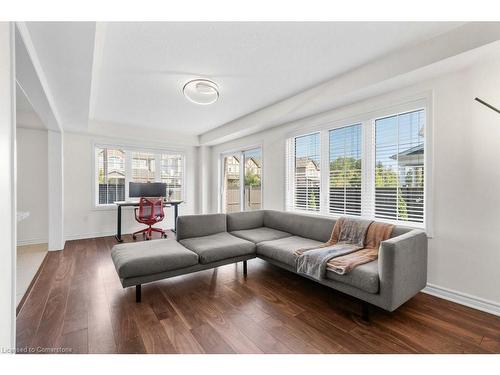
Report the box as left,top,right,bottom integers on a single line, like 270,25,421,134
114,200,183,242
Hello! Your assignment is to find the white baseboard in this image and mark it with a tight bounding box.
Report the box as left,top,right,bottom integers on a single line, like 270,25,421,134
64,231,116,241
17,237,48,246
423,283,500,317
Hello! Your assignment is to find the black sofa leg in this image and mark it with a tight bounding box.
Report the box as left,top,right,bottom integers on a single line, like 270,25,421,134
361,301,370,322
136,285,142,303
243,260,247,276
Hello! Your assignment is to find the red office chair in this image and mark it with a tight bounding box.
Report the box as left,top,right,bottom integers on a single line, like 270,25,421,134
132,197,167,240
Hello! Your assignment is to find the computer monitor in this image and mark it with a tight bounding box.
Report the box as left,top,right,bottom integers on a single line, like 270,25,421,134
129,182,167,198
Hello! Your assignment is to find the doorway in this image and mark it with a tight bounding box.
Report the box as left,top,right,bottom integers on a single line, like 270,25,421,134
221,147,262,213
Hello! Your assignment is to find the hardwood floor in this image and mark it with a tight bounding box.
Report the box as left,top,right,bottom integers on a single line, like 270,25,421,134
16,233,500,354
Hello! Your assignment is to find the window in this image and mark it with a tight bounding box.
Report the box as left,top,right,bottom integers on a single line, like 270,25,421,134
161,154,183,200
286,107,427,228
131,152,156,183
96,148,125,205
329,124,362,216
244,148,262,211
94,145,185,206
374,110,425,224
289,133,320,212
221,147,262,213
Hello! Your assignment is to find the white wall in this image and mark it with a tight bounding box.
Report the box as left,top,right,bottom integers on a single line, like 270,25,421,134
16,128,48,245
63,132,199,240
48,130,64,250
209,54,500,312
0,21,16,351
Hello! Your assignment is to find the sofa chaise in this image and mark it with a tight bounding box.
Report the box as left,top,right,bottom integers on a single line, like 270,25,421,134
111,210,427,314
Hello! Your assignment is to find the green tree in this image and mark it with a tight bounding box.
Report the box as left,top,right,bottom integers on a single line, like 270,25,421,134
329,157,361,187
245,171,261,187
308,190,318,210
375,162,397,187
98,169,105,184
375,162,408,219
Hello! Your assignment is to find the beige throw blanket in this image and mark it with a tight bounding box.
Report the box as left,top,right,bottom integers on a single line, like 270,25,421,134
294,217,394,276
327,221,394,274
294,217,373,280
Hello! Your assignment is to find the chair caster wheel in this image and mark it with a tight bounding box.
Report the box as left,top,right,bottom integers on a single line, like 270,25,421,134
146,236,150,241
163,234,168,239
132,235,137,240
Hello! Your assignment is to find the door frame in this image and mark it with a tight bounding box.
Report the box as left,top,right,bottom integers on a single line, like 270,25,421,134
219,145,263,213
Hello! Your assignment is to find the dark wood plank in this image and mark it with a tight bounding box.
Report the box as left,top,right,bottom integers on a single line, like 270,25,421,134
160,315,205,354
87,239,118,354
129,291,176,354
16,251,60,349
190,323,236,354
58,328,88,354
295,310,376,353
29,242,76,350
17,234,500,354
16,251,49,316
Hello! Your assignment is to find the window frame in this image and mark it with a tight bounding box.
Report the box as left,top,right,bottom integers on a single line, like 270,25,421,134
286,130,321,213
327,123,364,217
92,142,187,209
285,96,433,233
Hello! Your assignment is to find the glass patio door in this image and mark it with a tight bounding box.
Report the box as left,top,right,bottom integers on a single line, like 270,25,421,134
222,153,241,213
221,148,262,213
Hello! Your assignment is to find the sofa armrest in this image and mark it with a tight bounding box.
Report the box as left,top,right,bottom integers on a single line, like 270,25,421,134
176,213,227,241
378,229,428,311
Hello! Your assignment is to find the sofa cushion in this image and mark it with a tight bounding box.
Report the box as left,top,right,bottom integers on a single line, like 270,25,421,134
257,236,323,267
176,213,227,241
111,239,199,279
326,261,379,294
264,210,336,242
227,210,265,231
180,232,256,264
230,227,292,244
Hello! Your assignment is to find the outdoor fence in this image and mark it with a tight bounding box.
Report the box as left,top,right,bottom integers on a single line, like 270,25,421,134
99,184,125,205
225,186,261,212
294,186,423,222
375,186,424,223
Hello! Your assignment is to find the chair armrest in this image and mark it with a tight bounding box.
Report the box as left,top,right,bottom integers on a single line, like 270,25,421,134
378,229,428,311
176,213,227,241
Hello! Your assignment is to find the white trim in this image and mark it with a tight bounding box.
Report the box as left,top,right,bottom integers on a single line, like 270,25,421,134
94,139,188,155
424,92,435,238
64,231,116,242
17,238,48,246
15,22,63,132
88,22,106,121
9,21,17,350
423,283,500,317
320,129,329,215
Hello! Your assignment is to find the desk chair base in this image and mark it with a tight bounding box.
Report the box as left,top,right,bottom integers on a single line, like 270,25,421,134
132,226,167,241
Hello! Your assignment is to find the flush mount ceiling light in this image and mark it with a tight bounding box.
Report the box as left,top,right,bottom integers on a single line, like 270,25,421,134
183,79,219,105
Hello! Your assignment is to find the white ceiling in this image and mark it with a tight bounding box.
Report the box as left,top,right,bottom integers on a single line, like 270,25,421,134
22,22,466,137
90,22,462,135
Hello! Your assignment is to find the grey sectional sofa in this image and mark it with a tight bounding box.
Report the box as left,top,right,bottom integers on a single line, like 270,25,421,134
111,209,428,313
